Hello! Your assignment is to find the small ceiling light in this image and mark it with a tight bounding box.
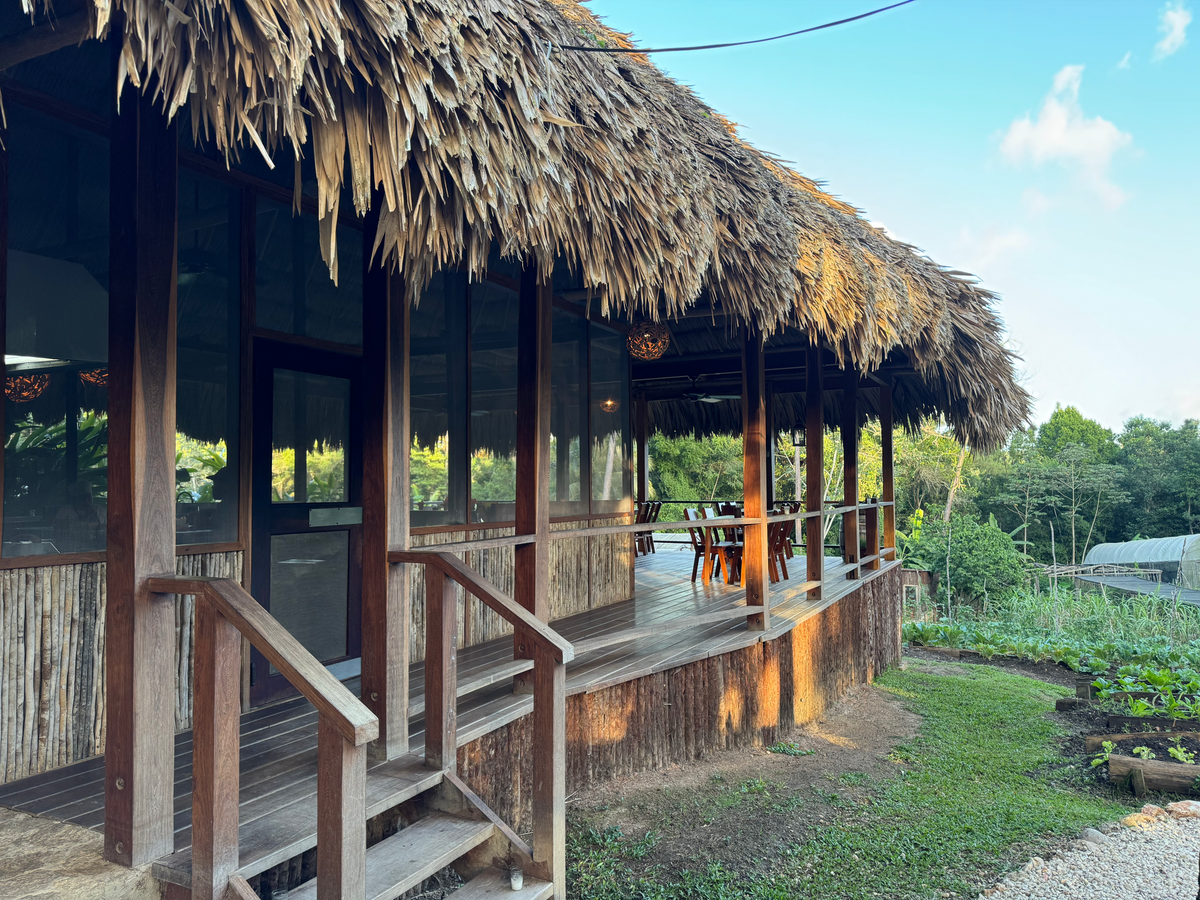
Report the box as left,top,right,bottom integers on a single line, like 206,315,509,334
6,374,50,403
80,368,108,387
792,430,805,448
600,398,620,413
627,320,670,361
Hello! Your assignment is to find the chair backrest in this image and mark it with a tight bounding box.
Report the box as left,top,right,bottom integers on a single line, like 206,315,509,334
635,501,649,525
684,508,703,550
650,501,663,522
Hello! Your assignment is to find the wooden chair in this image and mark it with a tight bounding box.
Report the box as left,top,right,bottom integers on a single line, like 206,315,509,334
686,509,736,584
700,507,742,585
646,501,663,554
767,515,790,583
634,501,651,556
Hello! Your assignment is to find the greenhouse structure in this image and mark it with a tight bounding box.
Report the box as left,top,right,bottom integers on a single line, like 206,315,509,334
1085,535,1200,589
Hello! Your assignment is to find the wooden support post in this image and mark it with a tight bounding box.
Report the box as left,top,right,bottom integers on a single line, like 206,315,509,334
635,392,649,506
842,371,860,578
361,203,410,760
865,505,880,572
805,351,824,600
104,76,179,867
532,646,566,898
742,331,769,630
765,382,776,509
424,566,457,771
514,261,552,692
190,602,241,900
317,716,367,900
880,383,896,561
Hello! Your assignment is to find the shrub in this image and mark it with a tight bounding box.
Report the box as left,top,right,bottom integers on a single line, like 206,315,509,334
906,513,1025,602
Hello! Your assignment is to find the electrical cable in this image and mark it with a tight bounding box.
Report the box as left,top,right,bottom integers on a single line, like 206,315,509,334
556,0,915,54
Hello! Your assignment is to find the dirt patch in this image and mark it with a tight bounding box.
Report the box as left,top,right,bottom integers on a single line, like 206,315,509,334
567,682,921,877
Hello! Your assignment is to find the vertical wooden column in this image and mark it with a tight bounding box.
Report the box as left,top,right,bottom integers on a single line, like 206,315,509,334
104,80,179,867
317,717,367,899
765,383,776,508
741,330,769,631
361,204,410,760
424,566,457,770
880,382,896,560
842,370,860,578
635,392,649,506
805,351,824,600
514,260,552,690
532,646,567,899
191,603,241,900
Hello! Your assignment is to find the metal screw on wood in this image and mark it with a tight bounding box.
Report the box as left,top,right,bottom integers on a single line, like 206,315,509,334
115,777,125,790
115,841,124,854
370,691,379,701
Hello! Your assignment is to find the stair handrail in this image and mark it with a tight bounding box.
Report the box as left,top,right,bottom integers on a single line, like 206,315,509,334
389,551,574,662
148,575,377,899
389,551,568,897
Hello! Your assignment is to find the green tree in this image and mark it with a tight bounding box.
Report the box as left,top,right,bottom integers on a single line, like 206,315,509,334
906,513,1026,604
1037,405,1118,463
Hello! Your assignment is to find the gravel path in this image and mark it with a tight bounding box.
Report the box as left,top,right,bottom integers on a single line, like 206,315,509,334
981,809,1200,900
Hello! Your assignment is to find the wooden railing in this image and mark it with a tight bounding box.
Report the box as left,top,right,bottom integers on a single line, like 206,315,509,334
388,550,573,890
148,576,378,900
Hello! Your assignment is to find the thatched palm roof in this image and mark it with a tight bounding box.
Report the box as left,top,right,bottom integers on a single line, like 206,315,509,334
28,0,1029,449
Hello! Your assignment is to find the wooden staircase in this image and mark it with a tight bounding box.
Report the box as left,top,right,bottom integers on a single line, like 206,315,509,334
148,559,570,900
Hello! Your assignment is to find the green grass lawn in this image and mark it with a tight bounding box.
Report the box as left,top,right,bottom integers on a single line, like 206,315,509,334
567,664,1133,900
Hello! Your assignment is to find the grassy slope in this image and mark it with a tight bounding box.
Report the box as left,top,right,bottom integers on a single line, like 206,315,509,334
567,665,1131,900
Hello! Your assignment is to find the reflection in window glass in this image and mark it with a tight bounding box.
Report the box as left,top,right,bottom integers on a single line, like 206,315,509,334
269,530,349,670
410,271,468,526
469,279,518,523
176,172,240,544
255,197,364,346
551,309,587,515
271,370,350,504
590,325,631,511
3,106,109,557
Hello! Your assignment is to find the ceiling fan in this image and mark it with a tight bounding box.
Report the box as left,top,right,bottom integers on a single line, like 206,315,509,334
682,377,740,404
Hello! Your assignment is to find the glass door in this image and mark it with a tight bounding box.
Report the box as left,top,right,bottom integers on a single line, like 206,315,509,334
250,341,363,705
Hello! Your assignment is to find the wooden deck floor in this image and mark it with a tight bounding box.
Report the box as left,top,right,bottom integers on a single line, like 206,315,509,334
0,547,895,866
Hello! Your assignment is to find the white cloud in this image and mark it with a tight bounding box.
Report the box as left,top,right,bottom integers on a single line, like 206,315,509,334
1022,187,1053,215
1116,50,1132,69
958,226,1032,267
1154,2,1191,60
1000,65,1133,209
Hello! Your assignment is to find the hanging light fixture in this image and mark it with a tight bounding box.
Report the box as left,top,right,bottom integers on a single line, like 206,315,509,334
79,368,108,387
792,429,805,448
600,398,620,413
626,320,670,361
6,374,50,402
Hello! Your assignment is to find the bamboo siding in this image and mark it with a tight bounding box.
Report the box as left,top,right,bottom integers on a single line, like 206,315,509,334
0,551,243,786
457,566,902,833
408,519,633,662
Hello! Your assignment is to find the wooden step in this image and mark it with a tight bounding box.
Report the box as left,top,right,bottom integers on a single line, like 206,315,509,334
152,753,444,888
289,813,495,900
450,867,554,899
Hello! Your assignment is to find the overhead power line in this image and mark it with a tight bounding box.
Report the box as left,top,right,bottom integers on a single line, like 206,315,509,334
556,0,916,54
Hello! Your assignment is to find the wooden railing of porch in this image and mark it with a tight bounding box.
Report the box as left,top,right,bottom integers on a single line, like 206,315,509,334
147,575,378,900
389,549,573,890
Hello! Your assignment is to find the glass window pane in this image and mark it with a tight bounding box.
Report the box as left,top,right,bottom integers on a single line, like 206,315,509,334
410,270,468,526
254,198,363,346
176,172,240,544
469,279,518,524
551,309,587,515
590,324,630,511
272,370,349,504
269,530,349,668
4,106,109,557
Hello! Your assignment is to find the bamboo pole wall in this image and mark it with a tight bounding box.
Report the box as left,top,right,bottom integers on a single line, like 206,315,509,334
0,550,243,786
408,519,633,662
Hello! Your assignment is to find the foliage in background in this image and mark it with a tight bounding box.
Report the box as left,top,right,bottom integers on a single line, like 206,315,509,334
271,443,346,502
175,435,227,502
905,513,1027,603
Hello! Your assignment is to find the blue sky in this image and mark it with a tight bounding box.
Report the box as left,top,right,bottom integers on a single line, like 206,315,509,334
587,0,1200,435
